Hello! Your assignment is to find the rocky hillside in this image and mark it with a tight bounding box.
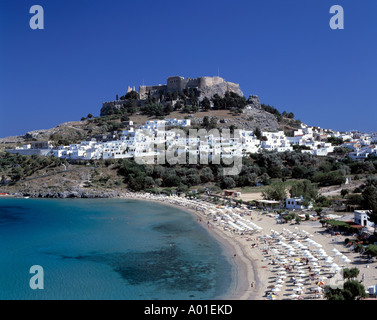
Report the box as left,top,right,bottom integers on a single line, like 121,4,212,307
0,92,302,152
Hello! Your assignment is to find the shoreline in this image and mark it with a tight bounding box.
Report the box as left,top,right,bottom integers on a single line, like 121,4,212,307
0,194,263,299
119,194,266,300
2,193,375,300
117,193,377,300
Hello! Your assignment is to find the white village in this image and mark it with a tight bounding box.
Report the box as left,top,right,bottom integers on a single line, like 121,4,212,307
7,119,377,162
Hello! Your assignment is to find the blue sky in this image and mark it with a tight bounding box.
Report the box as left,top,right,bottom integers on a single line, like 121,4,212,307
0,0,376,137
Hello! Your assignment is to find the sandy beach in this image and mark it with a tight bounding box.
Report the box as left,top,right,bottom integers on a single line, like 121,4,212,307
121,192,376,300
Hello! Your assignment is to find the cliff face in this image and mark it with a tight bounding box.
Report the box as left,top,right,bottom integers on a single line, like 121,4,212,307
242,95,279,131
197,81,244,101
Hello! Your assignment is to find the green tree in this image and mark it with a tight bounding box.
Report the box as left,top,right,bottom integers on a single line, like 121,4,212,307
327,136,344,146
201,167,214,183
341,189,349,198
262,182,286,201
254,127,262,139
366,244,377,257
325,279,367,300
125,90,139,100
221,177,236,189
290,180,318,200
202,116,210,128
201,97,211,110
362,185,377,230
343,268,360,280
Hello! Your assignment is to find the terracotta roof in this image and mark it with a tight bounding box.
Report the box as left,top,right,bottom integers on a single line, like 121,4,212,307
344,221,363,228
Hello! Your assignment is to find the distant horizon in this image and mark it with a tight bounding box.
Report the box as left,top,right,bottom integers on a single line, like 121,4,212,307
1,0,376,137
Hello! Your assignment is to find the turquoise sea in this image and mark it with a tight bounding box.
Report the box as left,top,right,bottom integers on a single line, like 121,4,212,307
0,198,232,300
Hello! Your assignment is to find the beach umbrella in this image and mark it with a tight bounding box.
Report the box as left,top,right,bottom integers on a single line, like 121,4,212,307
267,294,276,300
340,255,352,263
331,248,341,256
316,281,325,286
271,287,281,292
295,287,304,292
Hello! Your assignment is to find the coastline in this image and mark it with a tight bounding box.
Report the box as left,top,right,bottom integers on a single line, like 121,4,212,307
119,194,266,300
117,193,377,300
3,192,374,300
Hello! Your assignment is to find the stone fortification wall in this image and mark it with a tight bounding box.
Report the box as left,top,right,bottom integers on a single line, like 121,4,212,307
101,75,245,115
139,84,167,100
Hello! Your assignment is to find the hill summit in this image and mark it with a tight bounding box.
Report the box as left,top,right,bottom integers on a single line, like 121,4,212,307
101,75,243,116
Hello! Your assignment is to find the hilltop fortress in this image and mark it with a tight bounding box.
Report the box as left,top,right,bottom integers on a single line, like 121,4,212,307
101,75,244,115
138,75,243,100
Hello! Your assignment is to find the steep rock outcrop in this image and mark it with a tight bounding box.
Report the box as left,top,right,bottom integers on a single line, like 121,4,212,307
198,82,244,101
243,95,279,131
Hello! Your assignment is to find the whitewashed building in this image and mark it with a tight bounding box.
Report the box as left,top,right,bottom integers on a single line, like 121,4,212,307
354,210,375,228
286,196,313,210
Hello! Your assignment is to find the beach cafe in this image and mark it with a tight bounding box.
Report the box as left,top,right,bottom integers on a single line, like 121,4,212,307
223,190,242,198
255,199,282,210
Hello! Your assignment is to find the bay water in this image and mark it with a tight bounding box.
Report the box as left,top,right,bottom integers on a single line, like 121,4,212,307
0,198,232,300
